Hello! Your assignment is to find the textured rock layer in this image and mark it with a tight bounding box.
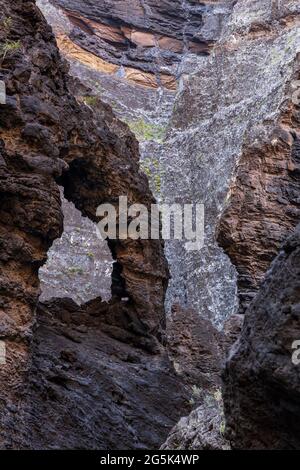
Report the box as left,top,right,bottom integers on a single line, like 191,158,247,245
1,0,300,451
23,298,189,449
45,0,230,89
217,50,300,313
38,0,236,329
162,0,300,450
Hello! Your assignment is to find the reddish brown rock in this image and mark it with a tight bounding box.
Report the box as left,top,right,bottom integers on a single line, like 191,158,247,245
158,37,183,54
217,87,300,313
40,0,229,88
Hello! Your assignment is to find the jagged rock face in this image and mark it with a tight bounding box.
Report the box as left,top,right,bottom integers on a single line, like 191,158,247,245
0,142,63,444
223,224,300,449
161,393,230,450
2,0,299,451
0,0,168,335
20,298,189,450
166,305,225,393
0,0,187,450
162,0,300,326
43,0,229,90
161,309,242,451
161,0,300,450
217,105,300,313
216,0,300,313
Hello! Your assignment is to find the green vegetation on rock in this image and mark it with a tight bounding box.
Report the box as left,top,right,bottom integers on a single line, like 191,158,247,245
1,16,12,33
140,157,164,195
82,95,98,107
127,119,166,142
0,40,21,63
67,266,84,276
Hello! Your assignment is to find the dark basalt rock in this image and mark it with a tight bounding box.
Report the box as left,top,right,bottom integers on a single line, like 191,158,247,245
21,298,189,450
2,0,300,452
223,224,300,449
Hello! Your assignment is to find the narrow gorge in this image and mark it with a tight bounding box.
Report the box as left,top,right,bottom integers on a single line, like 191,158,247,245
0,0,300,452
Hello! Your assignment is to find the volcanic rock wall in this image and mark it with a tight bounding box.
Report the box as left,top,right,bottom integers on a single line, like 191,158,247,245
164,219,300,450
1,0,300,451
0,0,189,449
216,0,300,313
162,0,300,450
0,0,168,337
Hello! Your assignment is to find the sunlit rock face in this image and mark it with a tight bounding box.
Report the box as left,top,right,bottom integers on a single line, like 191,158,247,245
215,0,300,313
162,0,300,450
1,0,299,452
39,188,113,305
37,0,300,332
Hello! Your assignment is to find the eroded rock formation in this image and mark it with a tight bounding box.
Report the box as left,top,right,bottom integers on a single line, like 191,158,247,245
162,0,300,450
21,297,189,449
1,0,300,452
0,0,189,449
217,31,300,313
37,0,236,329
39,188,113,305
161,392,230,451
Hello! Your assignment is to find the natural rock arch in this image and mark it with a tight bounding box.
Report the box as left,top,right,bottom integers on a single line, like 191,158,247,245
0,0,178,449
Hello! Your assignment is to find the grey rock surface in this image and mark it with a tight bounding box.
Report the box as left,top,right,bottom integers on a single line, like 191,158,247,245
161,390,230,450
1,0,300,451
20,298,189,450
39,188,113,304
162,0,300,326
37,0,300,329
0,0,175,450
